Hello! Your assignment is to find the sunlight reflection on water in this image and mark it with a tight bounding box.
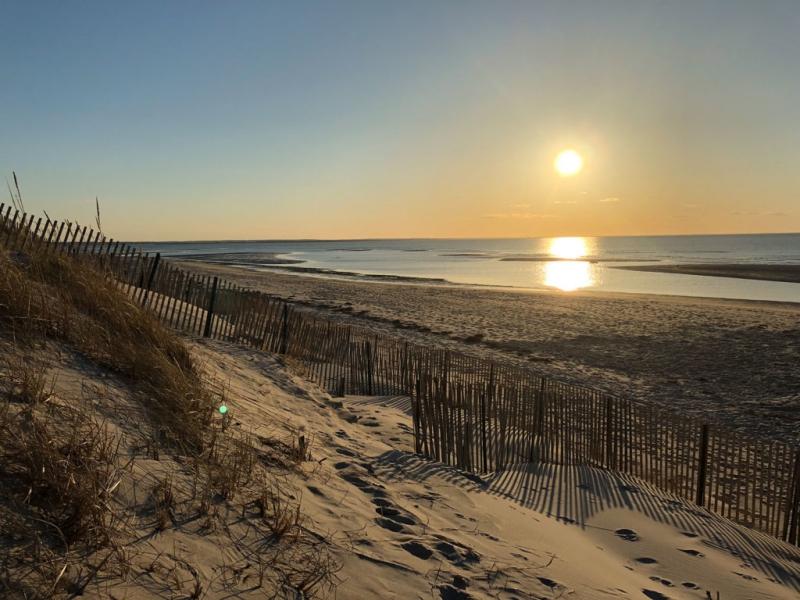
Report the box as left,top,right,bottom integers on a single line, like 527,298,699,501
541,237,596,291
543,261,595,291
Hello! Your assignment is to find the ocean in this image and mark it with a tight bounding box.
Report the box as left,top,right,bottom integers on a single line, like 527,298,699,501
139,234,800,304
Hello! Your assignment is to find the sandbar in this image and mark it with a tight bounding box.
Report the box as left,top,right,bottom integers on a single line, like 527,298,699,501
614,262,800,284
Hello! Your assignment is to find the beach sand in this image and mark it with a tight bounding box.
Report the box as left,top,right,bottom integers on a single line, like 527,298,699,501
8,267,799,599
172,260,800,446
205,341,800,599
104,339,800,599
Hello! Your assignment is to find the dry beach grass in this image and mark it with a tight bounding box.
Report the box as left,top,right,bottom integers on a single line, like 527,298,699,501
0,246,339,598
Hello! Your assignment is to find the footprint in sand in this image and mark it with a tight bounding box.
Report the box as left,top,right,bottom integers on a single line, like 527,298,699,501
536,576,562,590
510,552,529,561
437,585,472,600
649,576,674,587
341,473,369,488
435,541,460,560
371,497,418,531
341,473,388,498
374,505,415,525
401,541,433,560
678,548,704,557
681,582,700,590
642,590,671,600
680,531,699,538
636,557,658,565
615,529,639,542
376,518,405,533
437,541,479,566
733,572,758,581
333,461,351,470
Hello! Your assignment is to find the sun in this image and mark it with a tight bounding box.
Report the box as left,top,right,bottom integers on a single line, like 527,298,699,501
555,150,583,176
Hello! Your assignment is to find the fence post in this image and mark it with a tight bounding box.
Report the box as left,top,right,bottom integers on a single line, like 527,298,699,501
526,378,543,463
28,217,42,251
443,349,450,396
36,218,51,251
279,302,289,355
67,223,81,255
3,210,19,247
8,213,30,250
402,341,409,395
17,214,34,250
606,396,615,470
51,221,65,253
0,206,10,237
696,423,710,507
783,449,800,543
203,277,219,338
365,341,374,395
412,378,421,454
481,364,493,473
140,252,161,306
412,379,424,454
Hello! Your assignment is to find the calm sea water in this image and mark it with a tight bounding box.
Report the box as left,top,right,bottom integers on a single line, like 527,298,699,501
139,234,800,304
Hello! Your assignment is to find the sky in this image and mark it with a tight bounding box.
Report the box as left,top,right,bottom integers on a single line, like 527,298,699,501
2,1,799,241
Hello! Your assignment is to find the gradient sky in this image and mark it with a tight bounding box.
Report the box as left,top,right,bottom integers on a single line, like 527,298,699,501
3,1,799,241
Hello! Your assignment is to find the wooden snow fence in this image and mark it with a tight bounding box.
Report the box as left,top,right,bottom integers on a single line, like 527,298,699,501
2,203,800,548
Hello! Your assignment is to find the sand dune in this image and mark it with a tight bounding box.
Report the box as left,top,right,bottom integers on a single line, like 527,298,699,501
8,293,798,598
189,340,800,599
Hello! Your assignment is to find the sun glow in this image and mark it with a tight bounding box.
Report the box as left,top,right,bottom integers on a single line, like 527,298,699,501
549,237,588,259
555,150,583,176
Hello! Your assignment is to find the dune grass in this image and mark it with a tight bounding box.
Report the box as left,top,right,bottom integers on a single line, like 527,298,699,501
0,245,216,451
0,243,338,598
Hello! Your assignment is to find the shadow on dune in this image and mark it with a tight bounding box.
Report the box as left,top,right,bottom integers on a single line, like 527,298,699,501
346,395,413,415
373,450,800,593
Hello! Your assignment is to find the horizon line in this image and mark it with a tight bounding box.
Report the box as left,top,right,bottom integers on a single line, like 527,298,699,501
129,231,800,245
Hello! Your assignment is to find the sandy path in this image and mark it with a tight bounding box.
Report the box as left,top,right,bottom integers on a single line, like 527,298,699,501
204,339,800,599
171,261,800,446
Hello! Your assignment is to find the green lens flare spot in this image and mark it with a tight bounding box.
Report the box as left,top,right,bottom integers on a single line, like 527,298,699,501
219,406,228,414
